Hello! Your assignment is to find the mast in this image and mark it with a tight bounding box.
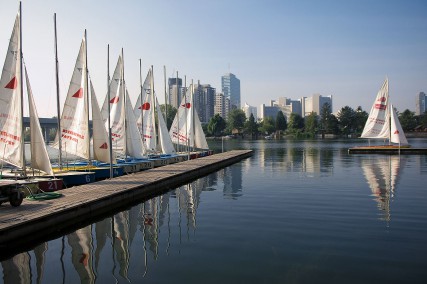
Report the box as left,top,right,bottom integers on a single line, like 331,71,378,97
54,13,62,169
176,71,180,153
19,2,26,174
163,66,167,125
139,59,143,142
121,48,127,157
84,29,91,164
150,65,156,152
184,76,187,154
107,44,113,178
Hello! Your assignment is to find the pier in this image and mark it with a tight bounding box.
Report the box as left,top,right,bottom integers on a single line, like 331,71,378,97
0,150,253,253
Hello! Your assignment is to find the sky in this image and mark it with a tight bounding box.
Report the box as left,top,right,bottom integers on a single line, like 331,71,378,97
1,0,426,118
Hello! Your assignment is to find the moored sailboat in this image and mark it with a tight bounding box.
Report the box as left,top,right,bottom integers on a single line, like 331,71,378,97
0,10,63,197
348,78,425,154
169,83,210,159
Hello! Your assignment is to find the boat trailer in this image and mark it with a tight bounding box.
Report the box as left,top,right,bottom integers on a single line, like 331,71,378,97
0,181,24,207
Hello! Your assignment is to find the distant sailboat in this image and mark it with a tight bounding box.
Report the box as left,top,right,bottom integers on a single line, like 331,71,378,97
349,78,412,154
359,78,409,147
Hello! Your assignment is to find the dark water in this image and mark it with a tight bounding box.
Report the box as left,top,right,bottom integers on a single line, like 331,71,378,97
2,138,427,284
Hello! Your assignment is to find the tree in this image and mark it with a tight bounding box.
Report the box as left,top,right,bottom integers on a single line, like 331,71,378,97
159,104,177,130
320,103,339,134
244,113,258,138
287,113,304,133
354,106,368,133
207,114,226,137
399,109,417,131
275,111,287,132
337,106,356,134
304,112,318,136
227,109,246,134
259,116,275,135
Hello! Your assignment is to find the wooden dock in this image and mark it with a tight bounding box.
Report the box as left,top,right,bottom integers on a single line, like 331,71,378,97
348,147,427,154
0,150,253,253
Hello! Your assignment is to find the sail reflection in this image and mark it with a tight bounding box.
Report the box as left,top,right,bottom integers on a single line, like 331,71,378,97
361,156,404,222
0,173,236,282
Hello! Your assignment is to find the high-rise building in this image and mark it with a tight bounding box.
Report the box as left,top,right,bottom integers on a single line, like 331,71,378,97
215,92,231,119
168,77,182,109
416,92,426,115
194,83,216,124
242,102,257,120
221,73,241,109
301,94,333,117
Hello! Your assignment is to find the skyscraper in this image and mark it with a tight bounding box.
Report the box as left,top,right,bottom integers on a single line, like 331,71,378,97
193,83,216,124
168,77,182,109
416,92,426,115
221,73,241,109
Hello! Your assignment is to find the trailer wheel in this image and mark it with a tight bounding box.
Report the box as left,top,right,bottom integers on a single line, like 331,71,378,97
9,191,23,207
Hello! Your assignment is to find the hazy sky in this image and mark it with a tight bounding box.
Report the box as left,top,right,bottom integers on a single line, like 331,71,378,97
1,0,426,118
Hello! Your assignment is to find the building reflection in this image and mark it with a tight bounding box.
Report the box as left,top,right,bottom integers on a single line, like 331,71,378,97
361,156,405,222
259,146,334,177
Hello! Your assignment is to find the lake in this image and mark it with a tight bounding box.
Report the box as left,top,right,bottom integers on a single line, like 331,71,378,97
1,138,427,284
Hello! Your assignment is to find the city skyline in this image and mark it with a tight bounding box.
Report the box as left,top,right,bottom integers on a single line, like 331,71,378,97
1,0,426,118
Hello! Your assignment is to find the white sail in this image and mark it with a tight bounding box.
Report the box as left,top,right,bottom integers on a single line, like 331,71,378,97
90,80,116,164
53,38,89,159
390,104,409,145
25,67,54,175
169,84,209,150
133,70,149,134
361,78,390,139
105,56,126,155
193,108,209,149
155,97,176,154
125,89,146,158
101,56,122,122
169,86,191,146
0,14,23,168
140,69,157,152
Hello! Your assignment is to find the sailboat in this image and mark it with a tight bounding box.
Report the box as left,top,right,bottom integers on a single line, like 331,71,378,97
100,54,153,171
349,78,416,154
169,83,210,159
133,67,178,166
51,28,122,182
0,11,63,194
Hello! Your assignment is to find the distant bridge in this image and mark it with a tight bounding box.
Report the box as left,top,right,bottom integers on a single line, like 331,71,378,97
23,117,93,143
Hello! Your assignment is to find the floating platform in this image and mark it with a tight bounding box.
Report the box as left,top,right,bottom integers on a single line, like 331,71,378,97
0,150,253,255
348,146,427,154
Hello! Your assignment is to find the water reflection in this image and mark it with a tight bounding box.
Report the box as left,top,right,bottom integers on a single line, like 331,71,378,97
259,145,334,177
361,156,405,222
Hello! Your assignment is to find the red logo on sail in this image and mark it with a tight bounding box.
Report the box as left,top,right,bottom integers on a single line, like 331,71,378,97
110,97,119,103
182,102,191,108
139,102,150,110
374,103,386,110
394,130,399,134
5,77,17,89
99,142,108,149
72,88,83,98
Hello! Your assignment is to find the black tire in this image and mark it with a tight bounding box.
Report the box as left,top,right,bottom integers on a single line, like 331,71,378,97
9,191,23,207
